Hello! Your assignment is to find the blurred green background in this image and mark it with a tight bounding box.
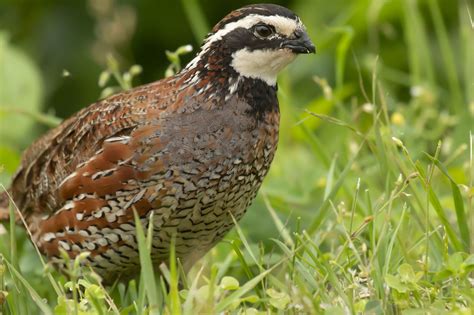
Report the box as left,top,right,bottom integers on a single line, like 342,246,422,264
0,0,473,312
1,0,298,122
0,0,468,139
0,0,472,241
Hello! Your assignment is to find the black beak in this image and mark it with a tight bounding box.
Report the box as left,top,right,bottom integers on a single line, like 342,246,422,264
281,30,316,54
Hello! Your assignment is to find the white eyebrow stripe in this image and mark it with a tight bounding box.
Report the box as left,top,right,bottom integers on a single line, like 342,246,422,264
207,14,300,45
184,14,301,71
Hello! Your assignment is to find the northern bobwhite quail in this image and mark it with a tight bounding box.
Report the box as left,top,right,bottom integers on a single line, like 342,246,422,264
0,3,314,283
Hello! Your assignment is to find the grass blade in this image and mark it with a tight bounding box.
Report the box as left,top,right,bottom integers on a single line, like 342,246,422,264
425,154,471,251
133,211,160,314
3,259,52,315
180,0,209,42
169,237,181,315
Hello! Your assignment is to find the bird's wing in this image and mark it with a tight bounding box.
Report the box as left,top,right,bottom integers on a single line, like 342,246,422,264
9,79,176,218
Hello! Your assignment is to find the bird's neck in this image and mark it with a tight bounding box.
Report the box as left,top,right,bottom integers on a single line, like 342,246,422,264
178,45,279,121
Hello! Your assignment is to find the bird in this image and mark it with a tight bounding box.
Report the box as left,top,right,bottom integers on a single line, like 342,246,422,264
0,3,315,283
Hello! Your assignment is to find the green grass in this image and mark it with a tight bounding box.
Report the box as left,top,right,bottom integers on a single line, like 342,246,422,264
0,0,473,314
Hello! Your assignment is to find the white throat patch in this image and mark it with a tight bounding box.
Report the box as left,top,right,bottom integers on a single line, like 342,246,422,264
231,48,297,85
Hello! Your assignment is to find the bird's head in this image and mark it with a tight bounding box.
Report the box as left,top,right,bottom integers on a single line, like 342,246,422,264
185,4,315,87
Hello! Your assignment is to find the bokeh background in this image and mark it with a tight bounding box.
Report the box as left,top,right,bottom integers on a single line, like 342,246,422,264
1,0,471,235
1,0,468,137
1,0,472,240
0,0,473,312
0,0,471,239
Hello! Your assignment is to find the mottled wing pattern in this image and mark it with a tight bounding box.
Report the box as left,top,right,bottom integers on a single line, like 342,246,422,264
10,79,174,225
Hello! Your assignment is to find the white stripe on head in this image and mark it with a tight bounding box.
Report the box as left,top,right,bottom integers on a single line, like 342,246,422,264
185,14,302,71
206,14,301,46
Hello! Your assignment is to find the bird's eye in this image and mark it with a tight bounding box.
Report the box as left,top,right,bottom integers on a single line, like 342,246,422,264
254,24,274,38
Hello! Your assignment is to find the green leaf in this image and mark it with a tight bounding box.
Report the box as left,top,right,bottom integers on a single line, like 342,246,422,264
398,264,416,284
84,284,105,301
239,307,261,315
0,146,21,187
323,306,346,315
54,296,71,315
84,284,106,315
266,288,290,310
385,274,409,293
464,254,474,267
432,269,452,282
0,32,43,147
98,71,111,87
241,294,259,304
446,252,465,273
220,276,240,291
215,267,274,312
364,300,384,315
